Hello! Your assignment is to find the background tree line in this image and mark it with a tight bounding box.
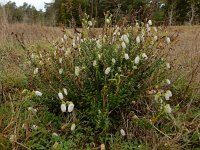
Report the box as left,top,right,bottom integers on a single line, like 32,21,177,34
0,1,44,24
1,0,200,26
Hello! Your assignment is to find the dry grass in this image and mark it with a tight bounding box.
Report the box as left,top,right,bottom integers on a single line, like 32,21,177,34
0,23,62,44
0,24,62,93
167,26,200,97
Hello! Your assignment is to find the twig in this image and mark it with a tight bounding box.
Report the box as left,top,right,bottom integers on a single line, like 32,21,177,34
14,141,31,150
152,124,171,139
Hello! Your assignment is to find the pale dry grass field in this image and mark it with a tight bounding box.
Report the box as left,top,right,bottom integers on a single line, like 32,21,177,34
0,24,63,92
0,23,62,44
167,26,200,96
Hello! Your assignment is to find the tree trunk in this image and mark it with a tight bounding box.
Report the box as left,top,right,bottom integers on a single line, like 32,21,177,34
189,3,195,25
91,0,94,18
2,7,8,25
95,0,98,27
169,5,173,26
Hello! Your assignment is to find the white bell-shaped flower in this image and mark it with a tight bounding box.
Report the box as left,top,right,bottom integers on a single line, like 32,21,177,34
28,107,33,111
61,38,64,42
52,133,59,137
58,92,64,100
121,41,126,49
22,124,26,129
35,91,42,96
134,56,140,64
88,21,92,26
122,34,129,44
165,93,170,100
124,53,129,60
148,20,152,26
106,18,110,24
93,60,97,67
135,22,139,27
105,67,111,75
98,53,102,60
34,68,38,74
120,129,126,137
166,63,170,69
61,103,66,112
71,123,76,131
112,58,116,64
166,79,171,85
136,36,140,44
154,36,158,41
64,34,67,40
100,144,105,150
166,37,170,44
63,88,68,95
146,24,150,32
75,66,80,76
72,42,76,48
166,90,172,97
59,68,63,74
68,103,74,112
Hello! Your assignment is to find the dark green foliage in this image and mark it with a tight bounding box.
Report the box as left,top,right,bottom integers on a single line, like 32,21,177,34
1,0,200,26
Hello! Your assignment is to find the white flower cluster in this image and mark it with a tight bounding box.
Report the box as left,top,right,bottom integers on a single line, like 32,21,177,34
164,90,172,101
164,104,172,113
31,125,38,130
58,89,75,113
61,103,74,113
154,89,173,114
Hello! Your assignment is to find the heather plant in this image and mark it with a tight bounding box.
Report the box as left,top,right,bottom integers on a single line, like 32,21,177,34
27,14,174,145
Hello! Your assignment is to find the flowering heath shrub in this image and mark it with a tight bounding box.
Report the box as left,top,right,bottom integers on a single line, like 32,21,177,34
29,14,173,141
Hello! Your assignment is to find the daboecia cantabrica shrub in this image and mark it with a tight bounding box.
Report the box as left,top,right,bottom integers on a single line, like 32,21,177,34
28,14,173,139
